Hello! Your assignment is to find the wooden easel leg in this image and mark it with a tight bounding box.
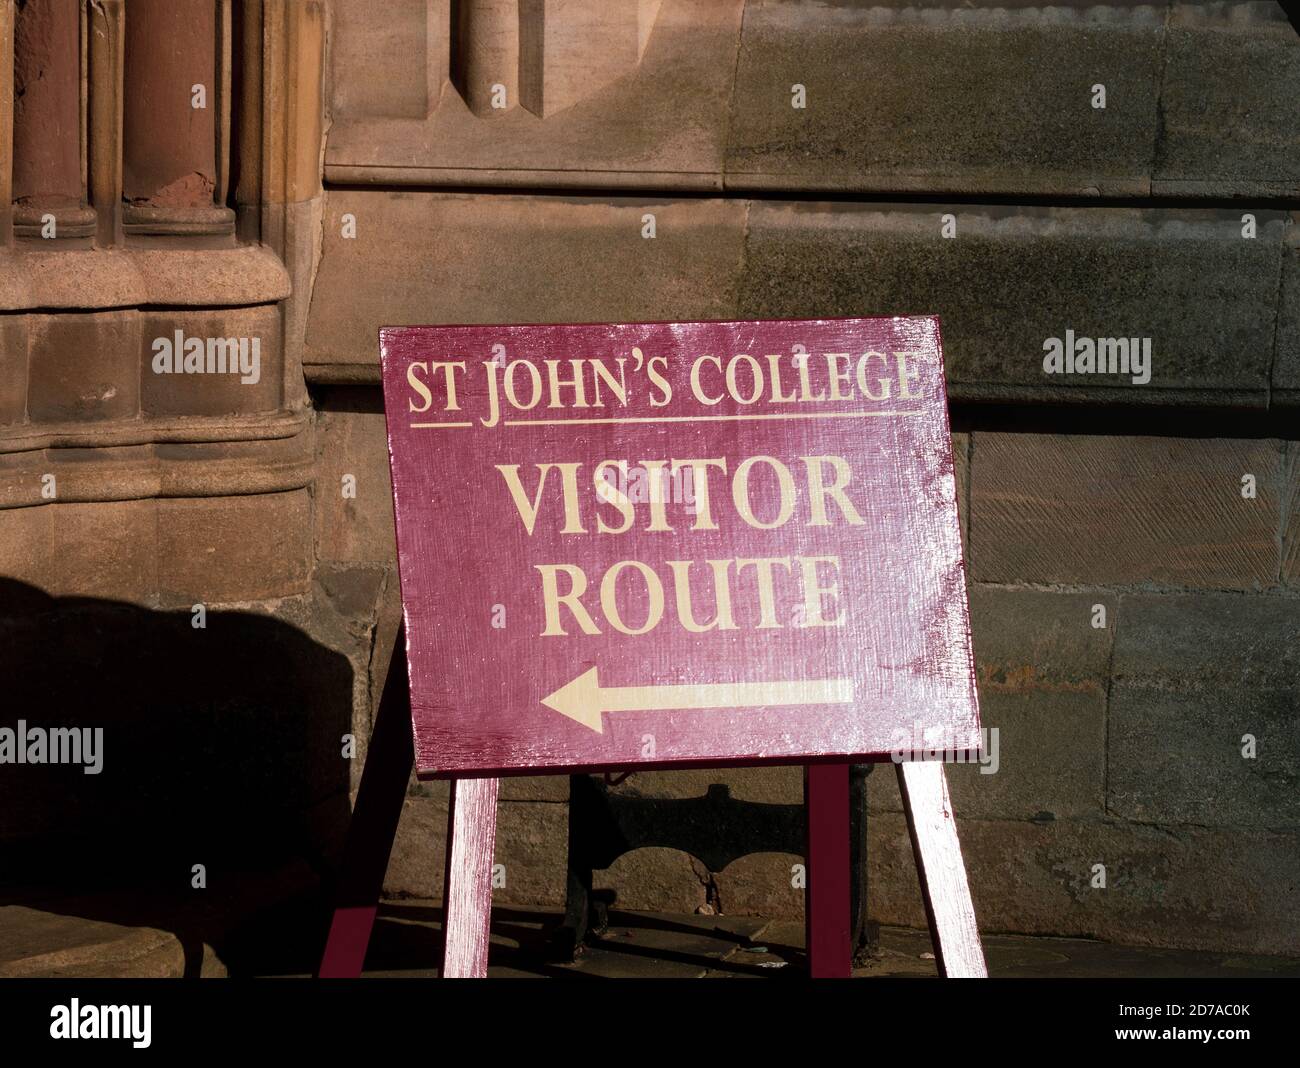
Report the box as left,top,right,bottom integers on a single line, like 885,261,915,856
440,776,501,978
896,760,987,978
318,633,414,978
804,763,852,978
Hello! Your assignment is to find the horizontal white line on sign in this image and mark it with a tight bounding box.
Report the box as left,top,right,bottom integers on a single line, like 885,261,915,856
408,410,924,429
505,411,925,426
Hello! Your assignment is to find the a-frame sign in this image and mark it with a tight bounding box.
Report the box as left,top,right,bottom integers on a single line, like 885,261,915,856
320,316,986,978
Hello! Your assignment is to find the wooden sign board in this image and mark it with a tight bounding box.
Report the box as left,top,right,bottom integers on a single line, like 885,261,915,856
379,317,980,777
320,317,987,980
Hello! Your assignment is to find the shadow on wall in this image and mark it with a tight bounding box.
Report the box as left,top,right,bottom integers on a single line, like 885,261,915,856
0,577,355,974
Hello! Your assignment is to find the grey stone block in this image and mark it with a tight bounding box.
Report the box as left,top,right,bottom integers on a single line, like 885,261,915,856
739,203,1287,408
304,191,747,380
384,797,447,899
1272,219,1300,408
493,799,568,905
960,587,1109,821
384,796,567,904
1154,3,1300,196
306,193,1288,408
871,587,1111,820
870,812,1300,956
313,390,397,567
728,2,1164,195
1108,592,1300,828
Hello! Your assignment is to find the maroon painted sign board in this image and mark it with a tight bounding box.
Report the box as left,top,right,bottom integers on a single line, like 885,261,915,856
320,316,987,980
379,316,980,778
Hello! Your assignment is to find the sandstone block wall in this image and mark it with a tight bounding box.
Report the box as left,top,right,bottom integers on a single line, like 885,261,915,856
2,0,1296,960
305,1,1299,956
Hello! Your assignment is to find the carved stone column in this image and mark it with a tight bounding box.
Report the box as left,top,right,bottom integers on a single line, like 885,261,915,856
87,0,123,246
453,0,520,117
0,0,14,245
122,0,233,233
11,0,94,238
518,0,661,119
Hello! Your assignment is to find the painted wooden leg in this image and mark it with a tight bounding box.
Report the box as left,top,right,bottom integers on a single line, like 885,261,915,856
441,776,501,978
318,635,414,978
896,760,987,978
804,763,852,978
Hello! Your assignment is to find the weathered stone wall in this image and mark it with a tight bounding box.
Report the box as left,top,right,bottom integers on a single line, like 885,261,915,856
314,392,1300,954
0,1,335,915
303,1,1299,956
2,0,1297,962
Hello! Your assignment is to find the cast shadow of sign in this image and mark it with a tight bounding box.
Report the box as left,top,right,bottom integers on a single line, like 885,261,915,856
0,578,355,976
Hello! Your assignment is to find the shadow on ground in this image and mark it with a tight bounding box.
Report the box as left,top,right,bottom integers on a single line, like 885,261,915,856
243,900,1300,980
0,578,355,976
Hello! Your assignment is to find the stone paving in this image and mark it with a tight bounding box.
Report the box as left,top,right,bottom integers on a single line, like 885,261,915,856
357,903,1300,980
6,894,1299,979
